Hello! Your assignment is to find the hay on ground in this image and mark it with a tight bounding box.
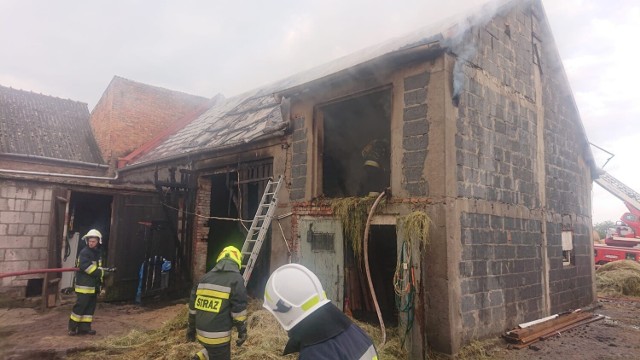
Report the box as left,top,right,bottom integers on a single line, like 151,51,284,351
596,260,640,298
67,299,407,359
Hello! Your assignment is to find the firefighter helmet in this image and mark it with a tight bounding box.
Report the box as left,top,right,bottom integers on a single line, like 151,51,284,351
216,246,242,269
81,229,103,244
263,263,330,331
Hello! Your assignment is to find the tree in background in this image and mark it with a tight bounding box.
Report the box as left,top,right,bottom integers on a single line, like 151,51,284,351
593,221,616,239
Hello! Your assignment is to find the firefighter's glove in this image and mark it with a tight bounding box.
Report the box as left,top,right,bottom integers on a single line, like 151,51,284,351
236,322,248,347
186,329,196,342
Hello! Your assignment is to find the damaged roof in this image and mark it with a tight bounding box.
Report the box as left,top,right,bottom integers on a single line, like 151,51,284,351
0,84,104,164
131,91,287,164
128,0,527,167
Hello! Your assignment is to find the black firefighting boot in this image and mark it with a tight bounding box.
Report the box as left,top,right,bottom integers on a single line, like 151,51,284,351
68,319,78,336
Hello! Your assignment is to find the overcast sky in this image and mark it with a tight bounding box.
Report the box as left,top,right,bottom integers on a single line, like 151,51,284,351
1,0,638,223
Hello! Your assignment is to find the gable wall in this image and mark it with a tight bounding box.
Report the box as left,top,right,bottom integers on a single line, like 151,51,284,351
450,0,594,347
90,79,208,166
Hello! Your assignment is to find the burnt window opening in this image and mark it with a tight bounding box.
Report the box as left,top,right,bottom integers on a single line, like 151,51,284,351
321,88,392,198
207,160,273,297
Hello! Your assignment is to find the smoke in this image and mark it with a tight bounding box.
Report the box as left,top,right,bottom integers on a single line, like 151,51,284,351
451,34,477,105
443,0,509,105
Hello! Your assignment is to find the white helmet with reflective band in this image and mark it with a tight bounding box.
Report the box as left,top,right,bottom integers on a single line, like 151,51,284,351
82,229,103,244
263,263,330,331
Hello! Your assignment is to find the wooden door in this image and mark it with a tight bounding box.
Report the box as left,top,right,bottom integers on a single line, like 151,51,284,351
298,218,344,310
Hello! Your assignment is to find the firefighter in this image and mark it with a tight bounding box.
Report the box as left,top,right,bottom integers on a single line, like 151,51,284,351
68,229,107,336
359,138,390,197
263,263,378,360
187,246,248,360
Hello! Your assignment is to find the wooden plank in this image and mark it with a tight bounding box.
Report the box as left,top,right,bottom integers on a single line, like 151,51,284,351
539,315,604,340
504,312,593,345
518,313,592,343
506,311,584,339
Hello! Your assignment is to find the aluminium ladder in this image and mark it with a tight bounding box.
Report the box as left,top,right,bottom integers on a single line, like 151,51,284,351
594,170,640,211
241,175,284,285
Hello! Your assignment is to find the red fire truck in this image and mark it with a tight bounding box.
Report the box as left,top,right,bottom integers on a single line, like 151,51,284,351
592,170,640,265
594,243,640,265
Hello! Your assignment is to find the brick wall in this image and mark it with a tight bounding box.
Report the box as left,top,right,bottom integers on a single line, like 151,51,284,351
91,77,208,165
402,71,430,196
0,181,53,294
192,176,211,281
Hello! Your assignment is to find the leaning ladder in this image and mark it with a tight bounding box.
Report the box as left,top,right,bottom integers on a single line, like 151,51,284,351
595,170,640,211
241,175,284,285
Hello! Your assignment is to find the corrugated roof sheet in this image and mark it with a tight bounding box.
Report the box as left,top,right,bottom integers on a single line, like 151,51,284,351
130,0,516,166
0,84,104,164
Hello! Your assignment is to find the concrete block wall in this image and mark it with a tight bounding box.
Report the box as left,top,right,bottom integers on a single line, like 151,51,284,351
459,213,543,342
454,1,538,208
452,0,594,346
402,71,430,196
0,181,53,293
547,219,593,314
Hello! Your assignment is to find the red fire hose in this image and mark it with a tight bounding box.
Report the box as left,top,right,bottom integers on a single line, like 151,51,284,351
0,268,79,279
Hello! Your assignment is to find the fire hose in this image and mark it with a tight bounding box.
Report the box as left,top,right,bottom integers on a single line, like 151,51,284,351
0,267,116,279
363,190,387,346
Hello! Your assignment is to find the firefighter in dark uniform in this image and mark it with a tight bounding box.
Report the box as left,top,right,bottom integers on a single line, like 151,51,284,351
187,246,248,360
359,139,390,197
264,263,378,360
69,229,106,336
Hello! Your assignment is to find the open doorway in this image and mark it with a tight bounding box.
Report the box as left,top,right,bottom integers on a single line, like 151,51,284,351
207,173,246,271
68,192,113,261
349,224,398,326
206,160,273,297
321,88,392,197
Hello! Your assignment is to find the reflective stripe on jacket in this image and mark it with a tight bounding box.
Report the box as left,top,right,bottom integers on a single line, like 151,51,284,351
75,246,103,293
188,259,248,346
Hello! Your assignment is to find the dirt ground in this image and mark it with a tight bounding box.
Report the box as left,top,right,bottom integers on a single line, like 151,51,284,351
0,296,186,360
0,296,639,359
486,297,640,360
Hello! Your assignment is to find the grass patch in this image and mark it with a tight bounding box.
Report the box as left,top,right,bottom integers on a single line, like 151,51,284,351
596,260,640,298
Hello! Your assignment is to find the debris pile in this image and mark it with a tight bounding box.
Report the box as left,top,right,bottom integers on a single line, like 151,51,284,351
595,260,640,297
503,310,604,349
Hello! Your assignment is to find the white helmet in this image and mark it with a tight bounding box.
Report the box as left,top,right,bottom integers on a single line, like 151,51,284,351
263,263,330,331
82,229,103,244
